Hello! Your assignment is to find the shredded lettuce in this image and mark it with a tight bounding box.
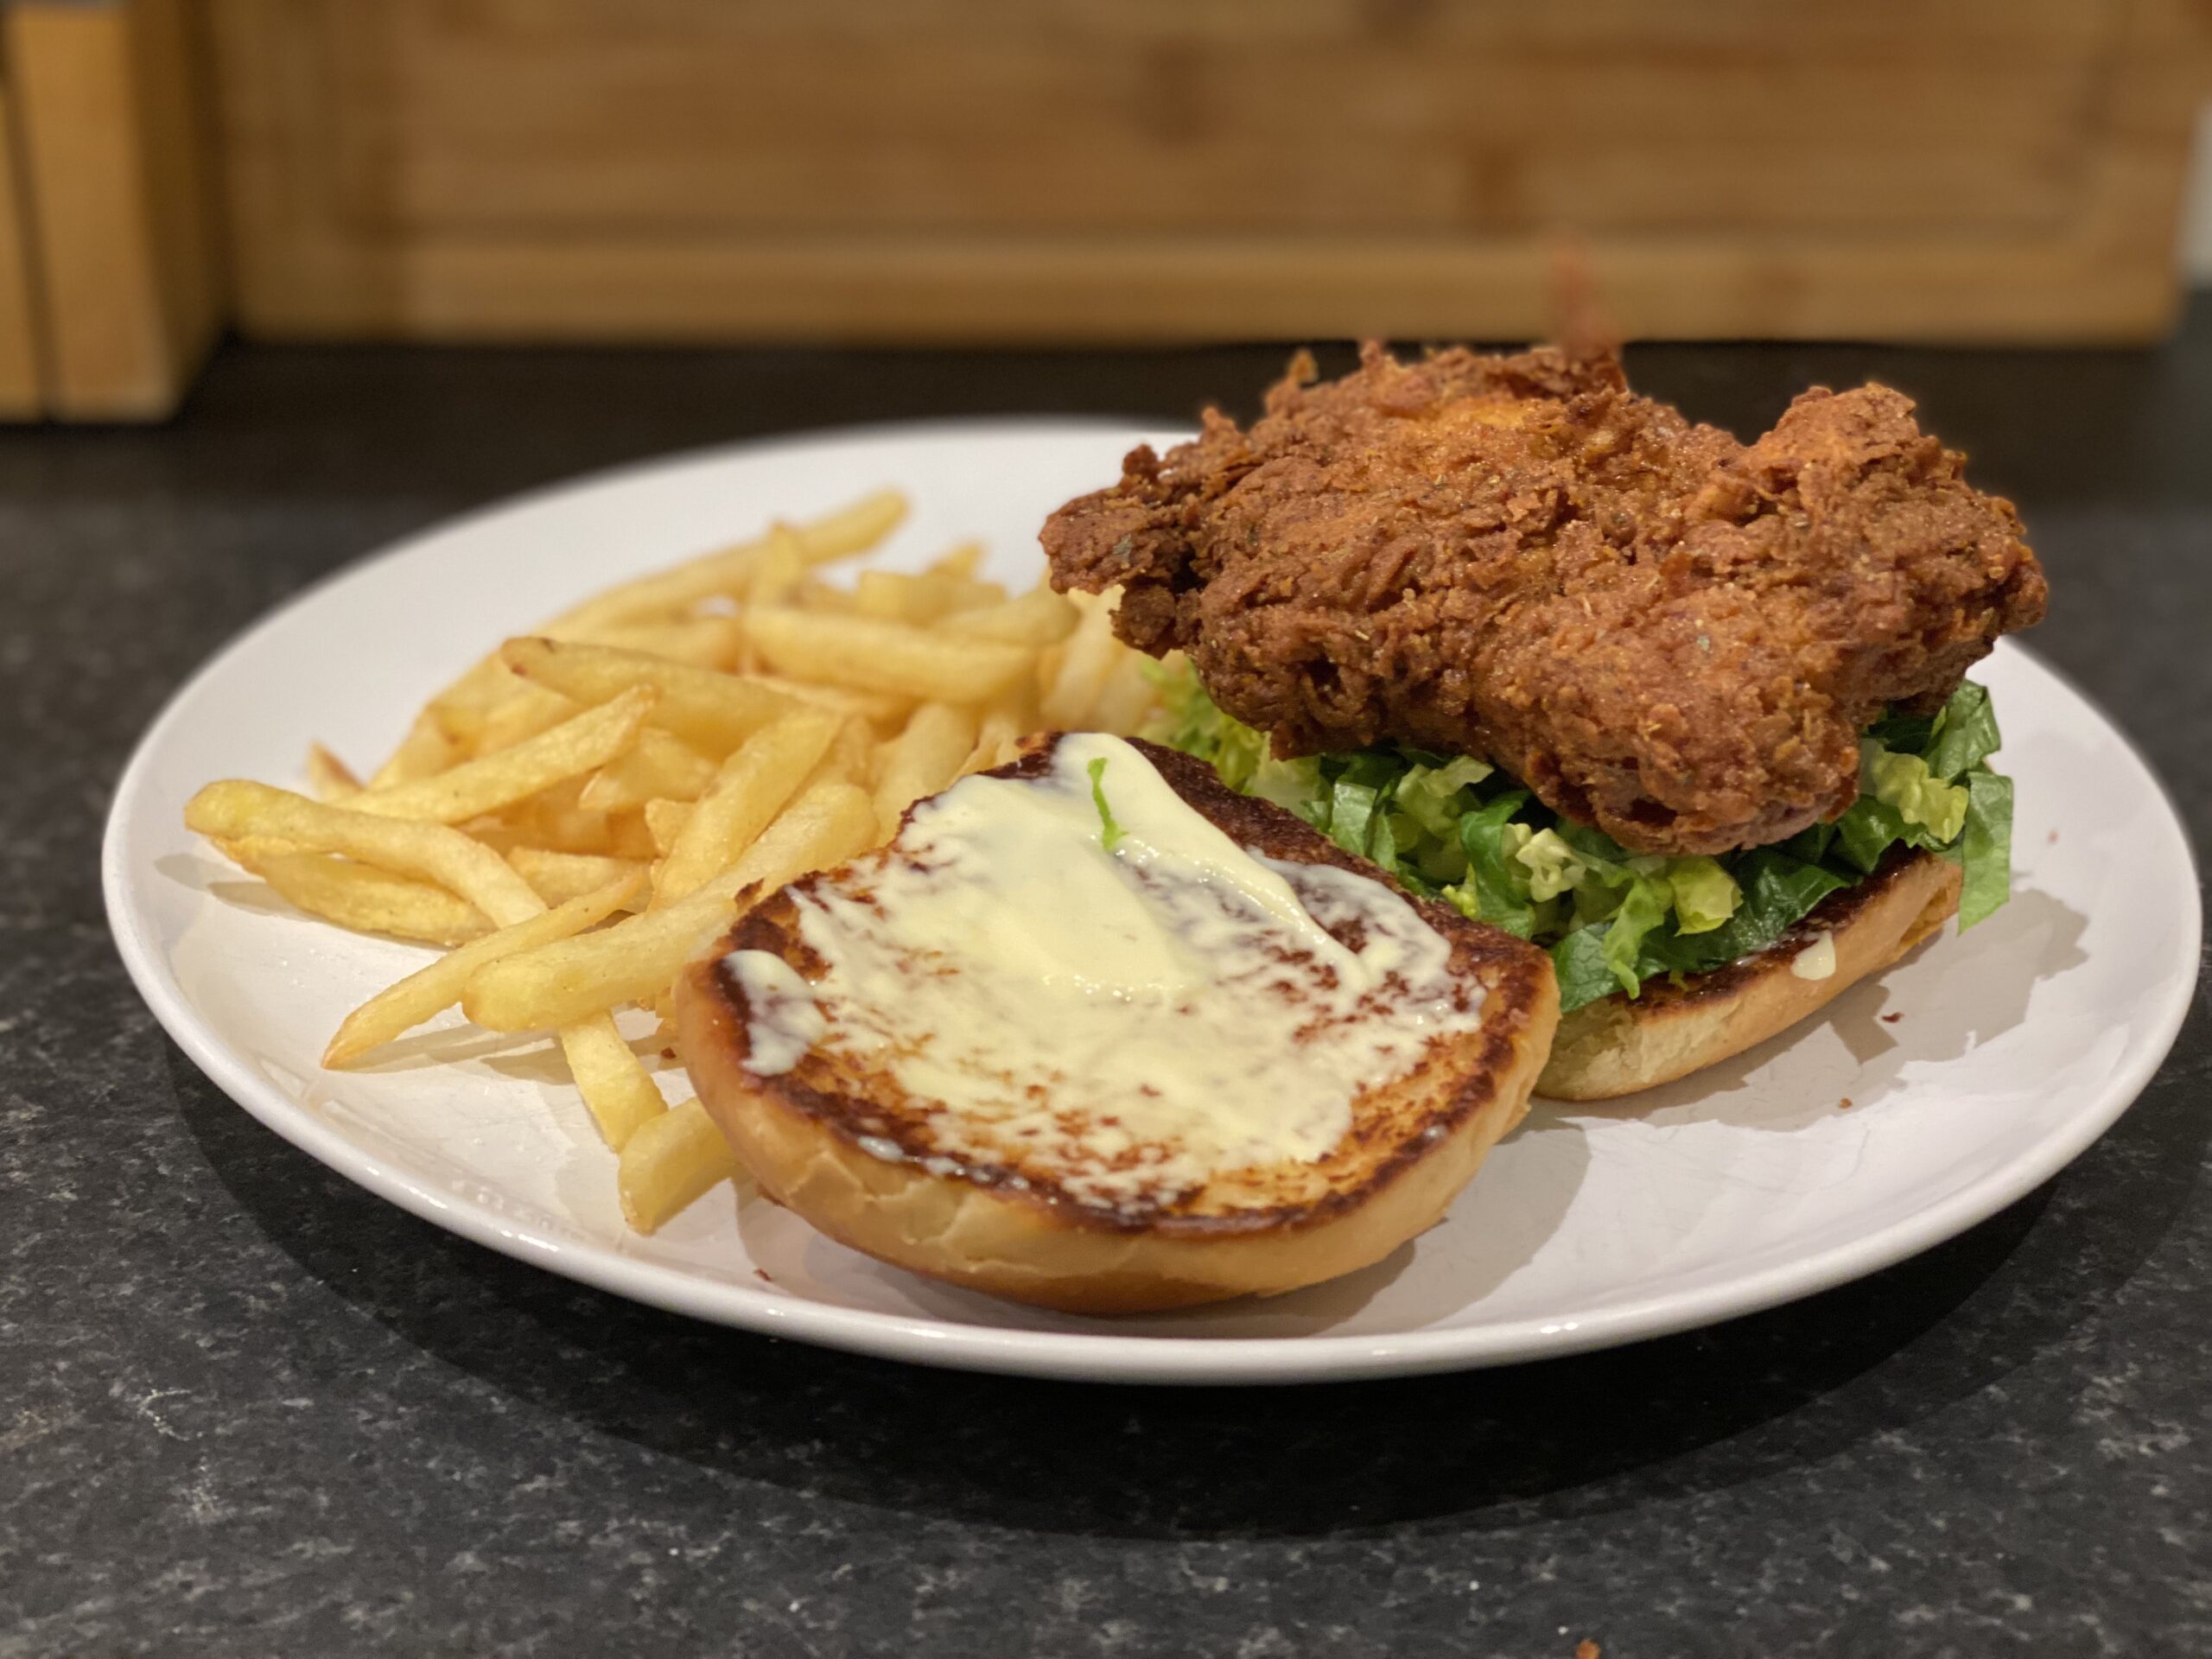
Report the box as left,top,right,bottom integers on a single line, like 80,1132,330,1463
1823,682,2012,926
1924,679,2003,779
1864,743,1969,842
1548,926,1624,1014
1143,663,2018,1012
1632,850,1853,981
1086,756,1126,853
1513,827,1586,902
1598,876,1675,999
1454,791,1541,936
1666,855,1741,934
1147,661,1269,791
1957,768,2013,928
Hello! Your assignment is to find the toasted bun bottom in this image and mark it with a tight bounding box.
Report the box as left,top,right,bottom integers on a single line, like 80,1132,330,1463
677,961,1557,1315
1536,849,1962,1102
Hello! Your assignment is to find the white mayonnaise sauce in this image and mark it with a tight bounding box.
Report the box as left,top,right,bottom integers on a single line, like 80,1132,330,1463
1790,930,1838,981
726,950,827,1075
725,733,1485,1211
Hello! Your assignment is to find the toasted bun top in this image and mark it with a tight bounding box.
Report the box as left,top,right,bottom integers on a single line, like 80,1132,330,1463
696,736,1559,1237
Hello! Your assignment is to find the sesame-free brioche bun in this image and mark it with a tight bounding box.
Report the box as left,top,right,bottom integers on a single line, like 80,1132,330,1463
675,738,1560,1314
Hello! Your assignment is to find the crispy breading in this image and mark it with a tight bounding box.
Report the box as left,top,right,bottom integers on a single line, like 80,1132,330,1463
1041,343,2046,856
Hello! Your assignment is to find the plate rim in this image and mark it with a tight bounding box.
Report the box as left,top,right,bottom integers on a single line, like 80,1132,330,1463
102,416,2205,1385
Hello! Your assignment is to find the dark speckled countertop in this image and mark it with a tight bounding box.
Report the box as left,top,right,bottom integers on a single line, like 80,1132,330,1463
3,319,2208,1659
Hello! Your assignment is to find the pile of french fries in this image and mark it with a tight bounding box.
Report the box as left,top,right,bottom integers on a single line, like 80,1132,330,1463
182,489,1160,1233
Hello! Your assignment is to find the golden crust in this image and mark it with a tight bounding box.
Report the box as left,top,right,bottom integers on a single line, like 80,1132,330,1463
1537,848,1962,1101
674,737,1560,1313
1041,346,2044,858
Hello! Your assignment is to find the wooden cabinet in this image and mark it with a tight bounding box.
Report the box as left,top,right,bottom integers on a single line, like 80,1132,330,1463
1,0,222,419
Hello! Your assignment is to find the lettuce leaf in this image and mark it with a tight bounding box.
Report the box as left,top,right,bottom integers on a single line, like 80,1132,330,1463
1924,680,2003,780
1513,827,1586,902
1831,792,1909,875
1547,851,1854,1013
1398,754,1494,837
1863,742,1969,842
1147,661,1269,791
1086,756,1126,852
1249,754,1324,813
1957,768,2013,928
1666,855,1741,934
1551,926,1622,1013
1144,660,2016,1013
1452,791,1539,938
1865,709,1938,755
1633,850,1853,982
1328,776,1382,860
1832,728,1974,874
1599,876,1674,998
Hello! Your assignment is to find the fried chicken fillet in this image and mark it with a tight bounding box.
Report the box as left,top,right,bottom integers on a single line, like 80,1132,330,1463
1041,345,2046,857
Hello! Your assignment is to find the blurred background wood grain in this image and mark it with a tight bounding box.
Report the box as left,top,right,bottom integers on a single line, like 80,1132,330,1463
3,0,2211,417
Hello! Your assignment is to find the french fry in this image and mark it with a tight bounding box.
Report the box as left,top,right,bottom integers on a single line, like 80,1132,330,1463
186,781,544,925
750,676,914,729
588,614,746,670
944,587,1081,649
1040,598,1127,729
500,637,797,757
926,540,986,579
645,798,696,857
803,717,876,795
618,1097,740,1233
558,1015,670,1151
305,744,362,803
966,664,1043,772
577,728,717,812
323,873,646,1067
369,709,464,788
874,702,979,833
412,657,528,753
963,704,1027,775
470,682,582,757
762,490,912,569
854,569,1004,624
546,488,906,636
487,775,654,861
506,847,650,908
184,480,1211,1236
462,782,876,1033
1090,653,1162,735
745,609,1033,702
746,524,809,609
222,842,491,945
655,711,844,903
791,578,860,613
474,803,655,861
601,811,659,861
346,687,656,825
851,569,916,620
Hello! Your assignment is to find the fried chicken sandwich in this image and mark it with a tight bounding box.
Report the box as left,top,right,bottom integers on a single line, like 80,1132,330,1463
1042,343,2045,1098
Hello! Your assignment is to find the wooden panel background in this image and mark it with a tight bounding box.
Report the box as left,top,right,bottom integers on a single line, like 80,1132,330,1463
0,86,48,417
167,0,2212,345
4,0,223,418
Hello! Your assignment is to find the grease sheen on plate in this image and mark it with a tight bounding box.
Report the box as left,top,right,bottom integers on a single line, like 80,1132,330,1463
104,421,2200,1383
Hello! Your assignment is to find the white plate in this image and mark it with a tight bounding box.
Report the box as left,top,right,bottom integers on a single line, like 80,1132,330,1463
105,420,2201,1385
